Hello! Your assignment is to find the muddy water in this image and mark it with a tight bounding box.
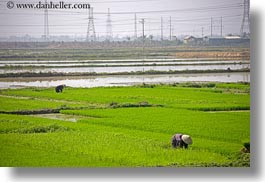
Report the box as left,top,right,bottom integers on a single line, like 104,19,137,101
0,72,250,89
0,64,250,74
0,59,250,88
0,60,249,67
0,58,246,63
0,62,249,67
31,113,85,122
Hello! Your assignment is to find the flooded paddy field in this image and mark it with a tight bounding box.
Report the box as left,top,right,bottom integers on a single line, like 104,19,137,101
0,58,250,89
0,59,249,65
0,64,250,74
0,72,250,89
0,58,250,74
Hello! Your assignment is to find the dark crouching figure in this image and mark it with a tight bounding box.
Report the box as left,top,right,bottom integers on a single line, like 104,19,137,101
171,134,192,149
55,84,66,93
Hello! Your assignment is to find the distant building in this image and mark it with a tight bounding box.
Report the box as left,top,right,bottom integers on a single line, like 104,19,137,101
183,34,249,46
224,35,241,39
195,37,204,45
206,36,249,46
183,36,196,44
204,37,225,45
183,36,205,45
224,35,249,45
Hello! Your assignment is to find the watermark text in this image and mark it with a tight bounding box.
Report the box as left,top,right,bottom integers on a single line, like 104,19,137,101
6,1,90,9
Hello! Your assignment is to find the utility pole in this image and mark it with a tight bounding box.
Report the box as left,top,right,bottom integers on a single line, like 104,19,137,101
139,18,145,59
220,16,223,37
172,26,174,39
44,0,49,41
202,27,204,38
139,18,145,40
169,16,172,41
211,17,213,37
161,17,163,41
134,13,137,40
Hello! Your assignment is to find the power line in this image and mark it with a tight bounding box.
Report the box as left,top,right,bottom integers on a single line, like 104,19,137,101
0,1,244,38
169,14,242,22
76,3,244,15
0,26,237,35
43,0,49,41
0,13,242,27
0,3,243,15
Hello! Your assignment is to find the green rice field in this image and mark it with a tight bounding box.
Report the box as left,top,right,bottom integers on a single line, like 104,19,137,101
0,82,250,167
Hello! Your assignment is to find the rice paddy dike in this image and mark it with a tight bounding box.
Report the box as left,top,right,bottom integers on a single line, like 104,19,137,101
0,82,250,167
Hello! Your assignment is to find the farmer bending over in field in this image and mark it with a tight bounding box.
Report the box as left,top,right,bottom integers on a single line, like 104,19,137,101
55,84,66,93
171,134,192,149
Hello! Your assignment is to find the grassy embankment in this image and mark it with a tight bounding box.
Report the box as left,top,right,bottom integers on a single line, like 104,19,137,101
0,83,250,167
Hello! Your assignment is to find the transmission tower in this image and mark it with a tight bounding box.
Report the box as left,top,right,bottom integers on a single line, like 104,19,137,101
86,7,96,42
43,0,49,41
240,0,250,36
106,8,113,41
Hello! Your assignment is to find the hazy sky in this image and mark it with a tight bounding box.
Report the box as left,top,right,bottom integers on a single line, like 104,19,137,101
0,0,246,38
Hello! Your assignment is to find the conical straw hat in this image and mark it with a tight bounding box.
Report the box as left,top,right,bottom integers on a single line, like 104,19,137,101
182,135,192,145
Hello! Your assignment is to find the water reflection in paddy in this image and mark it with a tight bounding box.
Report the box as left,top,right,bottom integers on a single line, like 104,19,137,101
0,72,250,89
0,64,250,74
